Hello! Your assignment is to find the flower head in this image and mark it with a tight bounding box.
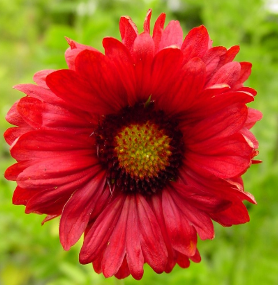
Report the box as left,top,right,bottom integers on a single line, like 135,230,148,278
5,10,262,280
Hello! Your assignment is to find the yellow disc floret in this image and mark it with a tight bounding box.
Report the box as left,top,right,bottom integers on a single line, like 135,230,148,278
114,121,172,180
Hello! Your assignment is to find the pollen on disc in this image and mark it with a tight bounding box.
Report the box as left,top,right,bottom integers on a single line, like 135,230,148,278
114,121,172,180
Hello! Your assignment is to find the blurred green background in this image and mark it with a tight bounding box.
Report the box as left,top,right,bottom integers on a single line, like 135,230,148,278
1,0,278,284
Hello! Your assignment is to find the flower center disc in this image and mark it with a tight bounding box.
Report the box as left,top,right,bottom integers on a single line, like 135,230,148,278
94,102,184,195
114,121,172,180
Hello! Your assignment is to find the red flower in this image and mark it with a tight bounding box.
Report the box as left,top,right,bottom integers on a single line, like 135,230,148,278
5,10,262,280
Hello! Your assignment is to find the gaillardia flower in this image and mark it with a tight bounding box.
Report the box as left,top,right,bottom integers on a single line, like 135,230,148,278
5,10,261,280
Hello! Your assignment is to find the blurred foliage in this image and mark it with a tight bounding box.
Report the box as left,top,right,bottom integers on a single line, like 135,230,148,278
1,0,278,284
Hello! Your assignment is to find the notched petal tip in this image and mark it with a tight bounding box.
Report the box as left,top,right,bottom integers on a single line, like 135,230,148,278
196,25,209,35
65,37,76,49
153,13,166,51
190,249,202,263
33,69,55,88
251,159,262,165
144,9,152,34
119,16,139,52
181,25,211,59
231,45,240,52
245,192,257,204
119,16,138,35
12,84,25,91
158,20,183,51
226,45,240,62
41,215,59,225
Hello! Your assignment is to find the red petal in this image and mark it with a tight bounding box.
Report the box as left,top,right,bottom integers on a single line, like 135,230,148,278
119,16,138,52
185,103,248,142
206,61,241,88
17,97,88,132
190,249,201,263
75,49,128,112
224,45,240,63
22,99,92,131
15,85,95,126
176,253,190,268
241,127,259,149
6,101,25,126
143,9,152,34
136,194,168,273
170,57,206,113
4,127,32,146
101,196,130,278
12,186,36,205
245,108,263,129
46,69,115,115
41,215,59,225
211,201,250,226
25,172,94,215
202,46,227,82
27,193,68,216
132,32,155,101
92,253,103,274
5,161,32,181
103,37,136,106
237,62,252,85
90,188,113,221
169,186,215,240
162,189,197,256
59,170,106,250
151,47,183,101
152,13,166,52
79,195,126,264
14,84,64,106
125,195,144,279
186,134,253,179
180,166,257,205
15,155,98,189
33,70,55,88
174,184,230,213
17,97,43,129
64,37,99,70
158,20,183,50
11,130,94,163
182,90,254,123
181,26,210,60
204,45,240,83
150,194,176,273
237,86,257,96
114,257,131,279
